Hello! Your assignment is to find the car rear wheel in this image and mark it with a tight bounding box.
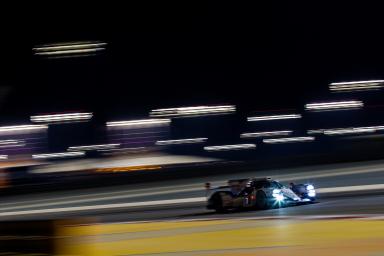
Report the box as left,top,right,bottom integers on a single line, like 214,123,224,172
256,191,269,209
211,193,226,213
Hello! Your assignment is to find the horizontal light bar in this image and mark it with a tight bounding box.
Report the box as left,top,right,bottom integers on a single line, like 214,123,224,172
33,41,107,56
35,48,105,56
247,114,301,122
263,136,315,144
150,105,236,117
33,42,107,52
0,139,25,148
305,101,363,111
324,127,375,135
0,155,7,160
31,113,93,123
308,125,384,136
107,119,171,127
0,125,47,134
68,144,120,151
32,151,85,159
241,130,293,138
330,80,384,92
156,138,208,146
204,144,256,151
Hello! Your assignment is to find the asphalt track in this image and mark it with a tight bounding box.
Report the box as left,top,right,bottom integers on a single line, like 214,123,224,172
2,159,384,222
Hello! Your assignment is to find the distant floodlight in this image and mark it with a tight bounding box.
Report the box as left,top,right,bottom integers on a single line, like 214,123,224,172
0,125,47,134
156,138,208,146
33,41,107,57
263,136,315,144
305,100,363,111
241,130,293,138
150,105,236,118
68,144,120,151
204,143,256,152
106,119,171,127
32,151,85,159
247,114,301,122
330,80,384,92
31,112,93,123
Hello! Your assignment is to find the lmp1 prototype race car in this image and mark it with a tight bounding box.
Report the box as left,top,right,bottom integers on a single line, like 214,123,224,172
206,177,316,212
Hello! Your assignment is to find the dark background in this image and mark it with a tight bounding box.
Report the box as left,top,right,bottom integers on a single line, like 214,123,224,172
0,2,383,124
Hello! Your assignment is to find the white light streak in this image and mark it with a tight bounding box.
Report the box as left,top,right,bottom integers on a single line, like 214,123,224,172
106,119,171,127
31,113,93,123
263,136,315,144
0,140,25,148
150,105,236,117
247,114,301,122
330,80,384,92
204,144,256,151
308,125,384,136
305,101,363,111
0,125,47,134
33,41,107,56
0,155,8,160
68,144,120,151
32,151,85,159
156,138,208,146
240,130,293,138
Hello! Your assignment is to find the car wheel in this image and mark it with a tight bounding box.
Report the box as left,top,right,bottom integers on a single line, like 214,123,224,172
256,191,269,209
211,193,226,213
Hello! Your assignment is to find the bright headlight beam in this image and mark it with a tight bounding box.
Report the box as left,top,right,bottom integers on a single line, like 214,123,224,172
204,144,256,152
305,101,363,111
240,130,293,138
263,136,315,144
247,114,301,122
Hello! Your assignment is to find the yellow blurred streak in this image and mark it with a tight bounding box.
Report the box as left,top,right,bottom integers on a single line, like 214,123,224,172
95,165,161,173
56,219,384,256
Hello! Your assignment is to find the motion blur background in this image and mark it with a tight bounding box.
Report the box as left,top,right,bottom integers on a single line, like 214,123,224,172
2,2,384,255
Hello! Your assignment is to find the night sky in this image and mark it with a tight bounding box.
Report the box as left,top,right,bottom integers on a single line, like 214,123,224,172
0,2,383,124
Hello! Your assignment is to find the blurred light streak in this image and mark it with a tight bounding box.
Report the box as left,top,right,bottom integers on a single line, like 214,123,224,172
32,151,85,159
240,130,293,138
33,41,107,57
247,114,301,122
308,125,384,136
305,100,363,111
0,139,25,148
0,125,47,134
204,143,256,151
150,105,236,118
106,119,171,127
31,112,93,123
95,165,162,173
263,136,315,144
0,155,8,160
155,138,207,145
330,80,384,92
68,144,120,151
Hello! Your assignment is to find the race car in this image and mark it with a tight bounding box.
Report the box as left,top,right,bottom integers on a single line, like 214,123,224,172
206,177,316,212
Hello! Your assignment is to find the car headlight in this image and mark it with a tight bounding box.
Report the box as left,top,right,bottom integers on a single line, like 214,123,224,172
273,189,281,194
308,190,316,197
306,185,315,190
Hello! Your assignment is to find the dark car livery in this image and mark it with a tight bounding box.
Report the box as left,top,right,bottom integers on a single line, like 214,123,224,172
206,177,316,212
